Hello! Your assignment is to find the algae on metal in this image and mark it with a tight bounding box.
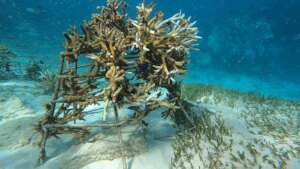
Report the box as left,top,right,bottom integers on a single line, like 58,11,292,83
35,0,199,167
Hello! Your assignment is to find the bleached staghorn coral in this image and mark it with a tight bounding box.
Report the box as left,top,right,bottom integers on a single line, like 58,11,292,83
128,3,201,121
36,0,199,166
130,3,200,84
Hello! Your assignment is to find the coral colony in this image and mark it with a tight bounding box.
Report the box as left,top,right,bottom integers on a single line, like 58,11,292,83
0,44,45,81
0,44,17,79
35,0,199,167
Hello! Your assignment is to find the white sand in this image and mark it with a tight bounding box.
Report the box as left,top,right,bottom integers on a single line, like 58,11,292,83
0,81,176,169
0,80,299,169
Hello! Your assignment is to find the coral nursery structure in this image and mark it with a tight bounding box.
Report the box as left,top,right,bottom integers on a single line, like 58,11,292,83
36,0,199,166
0,44,18,79
0,43,47,80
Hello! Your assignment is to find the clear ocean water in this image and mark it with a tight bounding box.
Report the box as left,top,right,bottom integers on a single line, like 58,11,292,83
1,0,299,100
1,1,300,169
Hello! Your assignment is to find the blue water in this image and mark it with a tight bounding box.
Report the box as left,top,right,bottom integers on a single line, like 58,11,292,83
1,0,299,100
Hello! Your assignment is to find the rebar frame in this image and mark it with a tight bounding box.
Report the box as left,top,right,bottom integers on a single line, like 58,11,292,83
36,1,199,167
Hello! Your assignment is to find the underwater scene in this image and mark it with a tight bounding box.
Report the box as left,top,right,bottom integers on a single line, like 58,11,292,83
0,0,300,169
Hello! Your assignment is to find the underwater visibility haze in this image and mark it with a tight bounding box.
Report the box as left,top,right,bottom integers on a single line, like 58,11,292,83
0,0,300,169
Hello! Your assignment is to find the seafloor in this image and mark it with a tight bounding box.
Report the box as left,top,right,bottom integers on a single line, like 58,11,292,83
0,80,299,169
0,1,300,168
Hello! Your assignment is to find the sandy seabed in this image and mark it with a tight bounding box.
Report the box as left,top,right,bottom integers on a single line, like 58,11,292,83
0,80,300,169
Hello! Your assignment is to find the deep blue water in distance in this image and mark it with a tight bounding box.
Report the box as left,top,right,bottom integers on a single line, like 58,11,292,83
0,0,299,100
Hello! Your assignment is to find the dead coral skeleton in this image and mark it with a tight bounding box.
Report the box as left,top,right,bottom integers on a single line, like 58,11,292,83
36,0,199,167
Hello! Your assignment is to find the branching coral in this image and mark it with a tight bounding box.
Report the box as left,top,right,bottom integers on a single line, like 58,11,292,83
0,44,17,79
38,69,57,94
36,0,199,167
25,62,42,80
0,44,47,80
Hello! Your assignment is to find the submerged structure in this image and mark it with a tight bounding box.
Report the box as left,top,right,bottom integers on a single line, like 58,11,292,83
0,44,19,79
36,0,199,166
0,44,46,81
